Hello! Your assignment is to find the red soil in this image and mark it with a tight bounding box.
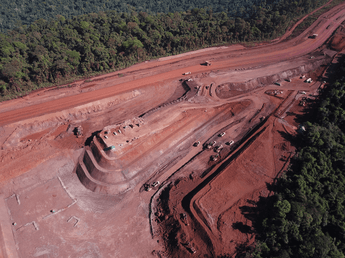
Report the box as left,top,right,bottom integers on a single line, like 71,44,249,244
0,3,345,258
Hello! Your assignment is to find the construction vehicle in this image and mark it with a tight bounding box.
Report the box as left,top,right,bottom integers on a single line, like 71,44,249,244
274,82,281,86
144,184,152,191
182,242,196,254
104,145,116,151
211,154,219,161
193,141,200,147
214,145,223,153
151,181,160,188
219,132,226,137
202,61,212,66
186,246,196,254
206,141,216,149
183,72,191,75
75,126,83,138
300,75,305,79
226,140,234,145
310,34,318,38
180,213,189,226
305,78,312,83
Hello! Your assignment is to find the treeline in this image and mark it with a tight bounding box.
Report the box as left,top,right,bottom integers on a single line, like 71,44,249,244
0,0,329,100
247,56,345,257
1,0,278,33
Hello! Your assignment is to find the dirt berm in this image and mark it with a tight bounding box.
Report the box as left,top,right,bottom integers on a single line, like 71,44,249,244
216,56,330,98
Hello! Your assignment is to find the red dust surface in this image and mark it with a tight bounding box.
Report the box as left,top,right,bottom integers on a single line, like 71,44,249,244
0,2,345,258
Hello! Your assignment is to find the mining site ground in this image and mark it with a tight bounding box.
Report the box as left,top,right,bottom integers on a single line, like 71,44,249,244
1,2,345,257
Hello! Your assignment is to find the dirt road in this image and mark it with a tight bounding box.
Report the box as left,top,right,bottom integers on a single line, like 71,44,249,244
0,2,345,127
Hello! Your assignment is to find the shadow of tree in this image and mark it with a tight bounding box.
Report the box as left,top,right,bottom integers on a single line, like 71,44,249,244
232,222,252,234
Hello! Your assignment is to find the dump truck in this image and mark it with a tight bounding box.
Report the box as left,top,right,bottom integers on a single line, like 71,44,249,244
202,61,211,66
183,72,191,75
206,141,216,149
226,140,234,146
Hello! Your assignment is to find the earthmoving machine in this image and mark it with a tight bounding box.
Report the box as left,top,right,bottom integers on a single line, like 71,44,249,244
202,61,212,66
75,126,83,138
152,181,160,188
299,101,306,106
226,140,234,146
214,145,223,153
182,242,196,254
211,154,219,161
144,184,152,191
180,213,189,226
206,141,216,149
183,72,191,75
219,132,226,137
144,181,160,191
193,141,200,147
104,145,116,151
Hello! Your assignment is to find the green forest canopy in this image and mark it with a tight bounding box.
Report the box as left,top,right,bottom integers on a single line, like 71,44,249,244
247,56,345,258
0,0,277,33
0,0,332,101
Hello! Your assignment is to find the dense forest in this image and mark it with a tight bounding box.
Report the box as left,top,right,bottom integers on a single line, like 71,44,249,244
245,57,345,258
0,0,331,101
1,0,276,33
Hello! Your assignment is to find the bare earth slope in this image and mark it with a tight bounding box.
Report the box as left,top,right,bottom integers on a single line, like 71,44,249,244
0,2,345,258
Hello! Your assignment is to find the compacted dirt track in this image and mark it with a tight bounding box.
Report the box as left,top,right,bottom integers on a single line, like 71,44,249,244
1,2,345,258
